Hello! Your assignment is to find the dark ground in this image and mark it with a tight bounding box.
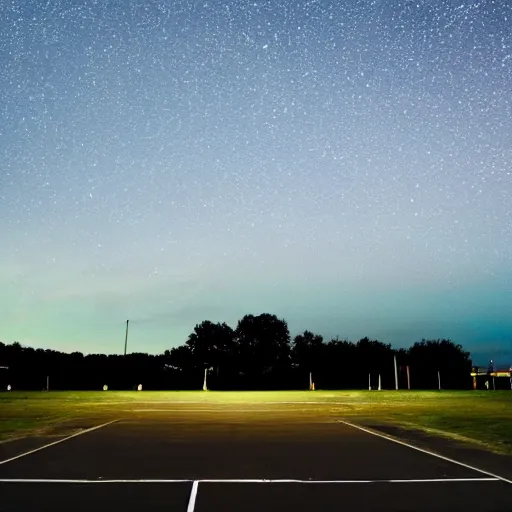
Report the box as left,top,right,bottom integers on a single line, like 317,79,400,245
0,404,511,511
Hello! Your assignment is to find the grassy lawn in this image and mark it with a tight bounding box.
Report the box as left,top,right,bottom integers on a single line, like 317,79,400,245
1,390,511,453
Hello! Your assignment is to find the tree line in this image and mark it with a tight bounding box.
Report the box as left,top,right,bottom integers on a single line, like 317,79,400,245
0,313,473,390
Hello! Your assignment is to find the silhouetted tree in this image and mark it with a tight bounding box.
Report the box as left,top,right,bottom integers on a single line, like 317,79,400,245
234,313,291,388
320,338,358,388
0,323,477,390
186,321,234,370
292,331,325,385
167,345,194,371
407,339,471,389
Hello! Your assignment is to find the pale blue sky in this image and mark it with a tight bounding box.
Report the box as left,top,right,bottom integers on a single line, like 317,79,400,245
1,1,511,364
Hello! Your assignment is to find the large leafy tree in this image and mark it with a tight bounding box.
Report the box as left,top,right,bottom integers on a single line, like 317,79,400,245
185,320,235,371
234,313,291,377
166,345,194,370
322,337,358,388
407,339,471,389
292,330,324,373
356,337,394,373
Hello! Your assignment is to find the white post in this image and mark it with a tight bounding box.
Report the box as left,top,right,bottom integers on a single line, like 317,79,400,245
394,356,398,390
203,368,208,391
406,366,411,390
368,373,371,390
309,372,312,390
378,374,381,391
437,370,441,390
46,375,49,391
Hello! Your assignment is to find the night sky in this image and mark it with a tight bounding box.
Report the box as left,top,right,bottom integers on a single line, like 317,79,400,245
1,1,511,363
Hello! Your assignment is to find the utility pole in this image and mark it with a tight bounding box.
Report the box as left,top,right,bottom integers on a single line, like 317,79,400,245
124,320,129,356
394,355,398,390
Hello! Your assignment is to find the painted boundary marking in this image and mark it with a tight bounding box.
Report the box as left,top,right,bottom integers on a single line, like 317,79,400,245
187,481,199,512
108,401,370,405
0,420,118,466
129,409,334,413
338,420,512,485
0,477,500,484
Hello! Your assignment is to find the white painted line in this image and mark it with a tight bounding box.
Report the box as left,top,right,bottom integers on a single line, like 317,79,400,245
0,436,26,445
382,478,499,483
0,420,118,466
197,477,499,484
116,400,364,405
254,401,375,405
0,477,499,484
130,409,318,413
338,420,512,485
187,481,199,512
0,479,192,484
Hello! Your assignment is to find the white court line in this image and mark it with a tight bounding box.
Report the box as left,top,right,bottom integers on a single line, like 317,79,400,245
130,409,323,413
339,420,512,485
187,481,199,512
0,479,192,483
0,477,499,484
0,420,118,466
197,477,499,484
119,401,363,405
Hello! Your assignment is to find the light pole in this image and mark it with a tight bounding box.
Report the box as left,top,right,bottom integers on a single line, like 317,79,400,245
124,320,129,356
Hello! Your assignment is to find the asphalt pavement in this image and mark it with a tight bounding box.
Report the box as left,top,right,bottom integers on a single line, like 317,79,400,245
0,408,510,511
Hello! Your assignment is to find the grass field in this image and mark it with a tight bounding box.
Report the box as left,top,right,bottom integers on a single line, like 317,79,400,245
1,390,512,454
